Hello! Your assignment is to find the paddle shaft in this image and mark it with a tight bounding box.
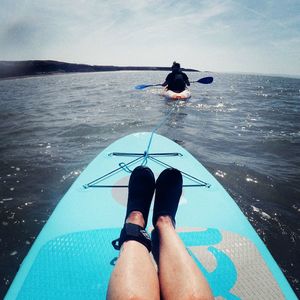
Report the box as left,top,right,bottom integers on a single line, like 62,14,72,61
135,76,213,90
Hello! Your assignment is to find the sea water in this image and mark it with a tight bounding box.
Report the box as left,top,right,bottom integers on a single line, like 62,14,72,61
0,71,299,297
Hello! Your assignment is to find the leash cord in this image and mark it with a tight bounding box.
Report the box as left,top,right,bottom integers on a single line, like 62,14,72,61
140,103,178,166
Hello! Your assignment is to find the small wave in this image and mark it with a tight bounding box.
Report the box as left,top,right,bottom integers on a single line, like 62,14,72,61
246,176,258,184
187,102,234,113
251,205,271,220
60,170,81,183
215,170,227,178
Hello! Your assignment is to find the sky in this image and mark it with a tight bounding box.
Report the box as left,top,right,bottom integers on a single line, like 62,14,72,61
0,0,299,76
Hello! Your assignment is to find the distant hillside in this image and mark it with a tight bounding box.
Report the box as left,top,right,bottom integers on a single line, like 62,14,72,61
0,60,199,79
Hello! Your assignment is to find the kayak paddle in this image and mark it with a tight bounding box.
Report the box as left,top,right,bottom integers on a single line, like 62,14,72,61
190,76,213,84
134,76,213,90
134,83,163,90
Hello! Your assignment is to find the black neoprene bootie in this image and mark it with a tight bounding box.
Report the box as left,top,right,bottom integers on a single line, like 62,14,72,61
112,166,155,252
152,168,183,227
125,165,155,226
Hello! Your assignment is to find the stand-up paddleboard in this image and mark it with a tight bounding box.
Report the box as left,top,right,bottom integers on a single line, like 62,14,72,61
162,89,191,100
6,132,297,299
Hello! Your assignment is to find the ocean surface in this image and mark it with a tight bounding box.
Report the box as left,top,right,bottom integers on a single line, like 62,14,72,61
0,71,299,298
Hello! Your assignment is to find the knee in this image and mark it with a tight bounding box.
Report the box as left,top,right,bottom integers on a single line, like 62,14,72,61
119,291,156,300
184,290,214,300
128,296,153,300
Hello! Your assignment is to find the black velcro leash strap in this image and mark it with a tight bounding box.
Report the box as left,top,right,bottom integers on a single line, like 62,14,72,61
112,223,152,252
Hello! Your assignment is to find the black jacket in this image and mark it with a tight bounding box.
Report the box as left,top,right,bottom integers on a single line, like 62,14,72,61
162,71,190,92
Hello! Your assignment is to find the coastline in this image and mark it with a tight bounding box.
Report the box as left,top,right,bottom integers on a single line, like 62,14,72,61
0,60,199,80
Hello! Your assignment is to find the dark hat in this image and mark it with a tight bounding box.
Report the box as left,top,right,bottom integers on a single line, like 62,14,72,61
171,61,180,70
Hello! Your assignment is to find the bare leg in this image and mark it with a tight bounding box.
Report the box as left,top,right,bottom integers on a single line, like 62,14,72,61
156,216,214,300
107,212,160,300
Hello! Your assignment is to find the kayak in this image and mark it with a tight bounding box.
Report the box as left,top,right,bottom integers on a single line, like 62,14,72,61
5,132,297,299
162,89,191,100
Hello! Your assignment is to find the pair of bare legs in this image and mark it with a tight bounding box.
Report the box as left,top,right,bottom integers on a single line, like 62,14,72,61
107,211,213,300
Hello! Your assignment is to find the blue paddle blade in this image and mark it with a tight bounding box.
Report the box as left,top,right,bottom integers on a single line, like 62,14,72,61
197,77,213,84
134,83,162,90
134,84,152,90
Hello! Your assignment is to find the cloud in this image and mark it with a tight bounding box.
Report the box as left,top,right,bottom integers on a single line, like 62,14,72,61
0,0,299,75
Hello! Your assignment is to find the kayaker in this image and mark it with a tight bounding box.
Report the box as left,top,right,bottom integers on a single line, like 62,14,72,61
107,166,213,300
162,61,190,93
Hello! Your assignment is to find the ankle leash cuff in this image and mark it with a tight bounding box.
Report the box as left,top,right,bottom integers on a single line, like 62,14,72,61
112,223,152,252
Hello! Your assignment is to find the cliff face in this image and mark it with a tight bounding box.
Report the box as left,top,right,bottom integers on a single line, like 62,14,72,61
0,60,198,79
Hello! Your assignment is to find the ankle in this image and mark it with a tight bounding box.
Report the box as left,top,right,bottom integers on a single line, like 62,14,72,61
155,215,174,228
126,211,145,228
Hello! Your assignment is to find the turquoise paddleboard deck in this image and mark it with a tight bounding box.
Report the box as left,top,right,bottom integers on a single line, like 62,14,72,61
6,132,297,299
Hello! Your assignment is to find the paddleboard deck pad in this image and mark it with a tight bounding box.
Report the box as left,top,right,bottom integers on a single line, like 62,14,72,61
6,132,296,299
